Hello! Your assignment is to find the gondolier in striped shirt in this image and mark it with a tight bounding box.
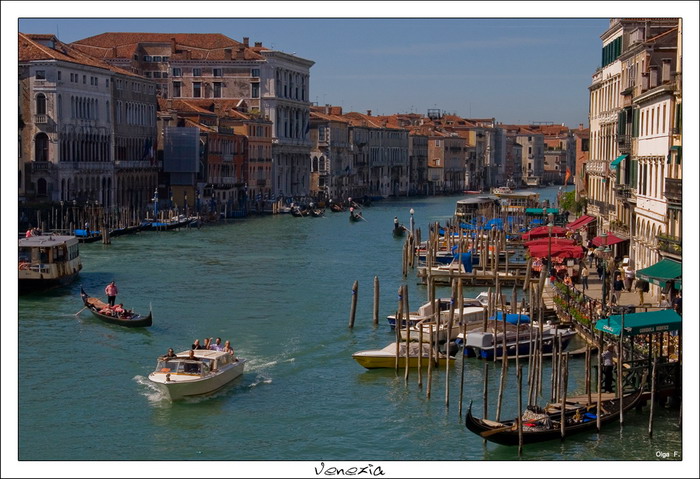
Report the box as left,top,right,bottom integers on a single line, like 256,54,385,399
105,281,118,307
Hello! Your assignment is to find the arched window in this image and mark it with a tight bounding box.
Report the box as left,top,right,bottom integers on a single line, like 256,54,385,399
35,133,49,162
36,93,47,115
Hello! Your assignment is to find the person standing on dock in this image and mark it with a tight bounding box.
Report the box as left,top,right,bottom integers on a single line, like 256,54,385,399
105,281,118,307
602,344,615,393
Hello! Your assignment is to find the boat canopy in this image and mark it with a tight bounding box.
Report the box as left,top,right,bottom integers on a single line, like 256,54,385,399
489,311,530,324
595,309,682,336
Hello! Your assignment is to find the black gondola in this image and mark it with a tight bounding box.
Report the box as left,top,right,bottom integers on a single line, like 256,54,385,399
393,224,407,237
349,209,364,222
464,382,647,446
80,287,152,327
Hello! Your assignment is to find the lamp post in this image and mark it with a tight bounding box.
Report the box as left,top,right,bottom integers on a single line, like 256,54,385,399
153,187,159,219
60,200,64,232
409,208,415,234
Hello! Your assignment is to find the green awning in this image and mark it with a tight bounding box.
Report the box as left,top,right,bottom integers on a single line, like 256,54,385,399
595,309,682,336
636,258,682,286
525,208,559,215
610,154,628,169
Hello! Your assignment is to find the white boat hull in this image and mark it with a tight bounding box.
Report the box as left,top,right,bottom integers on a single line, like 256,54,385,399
149,358,246,400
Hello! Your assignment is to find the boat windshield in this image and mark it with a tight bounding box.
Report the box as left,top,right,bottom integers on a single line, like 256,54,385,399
155,359,207,375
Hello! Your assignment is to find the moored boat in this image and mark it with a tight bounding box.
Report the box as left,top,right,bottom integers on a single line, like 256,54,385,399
465,376,647,445
463,324,576,360
19,234,82,294
352,342,456,369
80,287,152,327
148,349,246,400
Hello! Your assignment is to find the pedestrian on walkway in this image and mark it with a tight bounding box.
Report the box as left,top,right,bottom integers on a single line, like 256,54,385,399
602,344,616,393
624,263,636,291
596,260,604,280
635,278,649,305
612,274,624,305
580,264,589,291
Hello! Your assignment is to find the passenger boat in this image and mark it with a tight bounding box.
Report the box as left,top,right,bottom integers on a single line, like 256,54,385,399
18,234,82,294
387,297,485,329
352,342,456,369
148,349,246,400
465,379,647,445
80,287,152,327
463,324,576,360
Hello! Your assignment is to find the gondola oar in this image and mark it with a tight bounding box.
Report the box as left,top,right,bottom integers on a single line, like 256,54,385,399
75,306,87,316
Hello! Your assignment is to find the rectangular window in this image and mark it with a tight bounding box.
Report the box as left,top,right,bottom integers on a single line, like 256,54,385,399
252,83,259,98
213,68,222,77
172,68,182,77
57,71,61,81
145,72,152,78
193,68,202,77
173,81,181,97
153,56,162,62
162,72,168,78
162,56,169,62
193,82,202,97
252,69,260,77
144,55,152,62
153,72,162,78
213,82,222,98
83,75,86,84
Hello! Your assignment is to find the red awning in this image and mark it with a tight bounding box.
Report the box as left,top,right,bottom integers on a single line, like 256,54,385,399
592,233,628,247
524,238,575,247
521,225,569,240
528,244,585,259
566,215,596,230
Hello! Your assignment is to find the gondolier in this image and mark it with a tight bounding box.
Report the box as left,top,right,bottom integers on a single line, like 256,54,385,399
105,281,119,306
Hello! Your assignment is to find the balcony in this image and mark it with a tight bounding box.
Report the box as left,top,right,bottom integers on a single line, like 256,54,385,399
664,177,682,204
35,114,48,124
617,134,631,154
614,184,632,200
657,234,682,256
30,161,53,173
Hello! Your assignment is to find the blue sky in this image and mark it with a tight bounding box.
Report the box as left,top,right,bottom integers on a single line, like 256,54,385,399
15,15,608,127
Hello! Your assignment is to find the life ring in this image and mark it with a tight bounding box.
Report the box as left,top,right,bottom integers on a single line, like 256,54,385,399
160,368,170,372
19,263,30,270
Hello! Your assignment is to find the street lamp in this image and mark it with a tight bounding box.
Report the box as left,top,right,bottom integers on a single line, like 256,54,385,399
60,200,64,232
409,208,415,234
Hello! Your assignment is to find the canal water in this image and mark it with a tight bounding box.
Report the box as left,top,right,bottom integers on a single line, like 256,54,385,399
14,187,683,476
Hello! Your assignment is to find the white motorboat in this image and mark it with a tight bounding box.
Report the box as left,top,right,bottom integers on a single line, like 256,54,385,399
352,342,456,369
148,349,245,400
387,297,484,329
399,305,487,343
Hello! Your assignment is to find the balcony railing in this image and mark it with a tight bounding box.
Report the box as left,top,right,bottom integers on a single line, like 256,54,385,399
617,134,631,154
35,114,48,124
657,234,682,255
614,184,632,200
664,177,682,203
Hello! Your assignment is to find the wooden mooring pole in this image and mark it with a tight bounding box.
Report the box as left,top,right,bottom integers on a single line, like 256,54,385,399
348,280,358,329
648,358,657,437
372,276,380,327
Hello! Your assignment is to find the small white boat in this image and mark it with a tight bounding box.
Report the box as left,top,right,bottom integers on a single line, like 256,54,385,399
399,305,487,343
352,342,456,369
387,297,484,329
148,349,245,400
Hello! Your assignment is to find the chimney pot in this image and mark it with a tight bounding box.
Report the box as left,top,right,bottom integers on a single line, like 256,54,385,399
367,110,372,116
243,37,249,47
255,41,262,47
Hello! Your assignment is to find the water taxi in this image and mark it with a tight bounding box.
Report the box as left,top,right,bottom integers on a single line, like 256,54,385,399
18,234,82,294
148,349,246,400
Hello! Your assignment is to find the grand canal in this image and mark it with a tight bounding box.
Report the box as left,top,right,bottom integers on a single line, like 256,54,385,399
14,187,683,476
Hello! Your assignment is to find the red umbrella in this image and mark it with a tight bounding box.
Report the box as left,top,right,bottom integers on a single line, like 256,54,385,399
521,225,569,240
591,233,627,247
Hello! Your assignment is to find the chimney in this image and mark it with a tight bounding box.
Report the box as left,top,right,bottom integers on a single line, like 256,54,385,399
243,37,249,47
649,66,658,88
254,42,262,48
171,37,177,52
642,72,649,91
366,110,372,116
579,123,584,130
225,48,232,58
662,58,672,83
